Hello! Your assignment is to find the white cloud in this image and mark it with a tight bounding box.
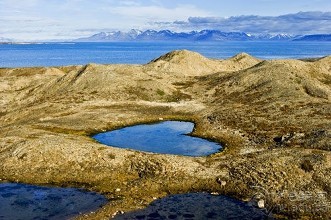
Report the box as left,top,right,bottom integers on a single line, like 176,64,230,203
118,0,141,6
0,0,330,40
107,4,212,21
150,11,331,35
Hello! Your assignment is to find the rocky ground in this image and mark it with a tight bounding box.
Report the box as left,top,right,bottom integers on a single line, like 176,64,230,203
0,50,330,219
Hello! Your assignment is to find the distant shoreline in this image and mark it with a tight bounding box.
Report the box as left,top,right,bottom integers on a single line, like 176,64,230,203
1,41,331,68
1,31,331,43
2,39,331,44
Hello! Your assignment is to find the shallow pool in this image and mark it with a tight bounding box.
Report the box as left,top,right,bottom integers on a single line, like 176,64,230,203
114,192,270,220
92,121,221,156
0,183,107,220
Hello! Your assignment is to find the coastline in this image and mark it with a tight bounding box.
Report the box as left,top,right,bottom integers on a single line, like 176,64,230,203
2,41,331,69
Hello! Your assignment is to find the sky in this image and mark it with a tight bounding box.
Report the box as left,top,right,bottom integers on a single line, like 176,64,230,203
0,0,331,41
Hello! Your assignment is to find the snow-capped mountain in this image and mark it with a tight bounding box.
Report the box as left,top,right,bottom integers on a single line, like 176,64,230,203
76,29,300,42
250,33,299,41
193,30,251,41
2,31,330,43
78,29,143,41
269,33,296,40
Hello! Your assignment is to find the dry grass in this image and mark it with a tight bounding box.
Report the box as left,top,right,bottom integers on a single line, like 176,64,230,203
1,50,330,219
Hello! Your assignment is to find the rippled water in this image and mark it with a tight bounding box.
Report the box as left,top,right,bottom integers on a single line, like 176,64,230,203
0,183,107,220
92,121,221,156
1,41,331,67
115,193,270,220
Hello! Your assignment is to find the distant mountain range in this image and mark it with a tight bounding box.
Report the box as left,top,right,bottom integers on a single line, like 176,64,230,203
293,34,331,41
1,30,331,43
75,30,331,42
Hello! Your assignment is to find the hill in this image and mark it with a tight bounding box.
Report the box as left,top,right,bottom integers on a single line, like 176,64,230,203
294,34,331,41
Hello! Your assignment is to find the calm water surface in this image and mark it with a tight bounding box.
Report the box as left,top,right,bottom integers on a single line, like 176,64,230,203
0,183,107,220
92,121,221,156
1,41,331,67
93,123,271,219
115,193,270,220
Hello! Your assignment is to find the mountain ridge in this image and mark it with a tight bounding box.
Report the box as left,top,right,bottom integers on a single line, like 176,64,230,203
294,34,331,41
2,31,330,43
75,30,331,42
75,29,300,42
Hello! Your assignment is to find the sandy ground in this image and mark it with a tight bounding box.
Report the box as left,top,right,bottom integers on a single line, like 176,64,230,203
0,50,330,219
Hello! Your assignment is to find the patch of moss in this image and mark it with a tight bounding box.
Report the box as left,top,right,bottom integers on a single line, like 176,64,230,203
156,89,165,96
165,90,192,102
301,159,314,172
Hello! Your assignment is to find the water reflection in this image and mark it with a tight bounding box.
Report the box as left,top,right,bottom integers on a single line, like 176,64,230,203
115,193,270,220
93,121,221,156
0,183,107,220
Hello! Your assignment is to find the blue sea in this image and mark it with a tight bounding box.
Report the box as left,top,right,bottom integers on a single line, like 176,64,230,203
1,41,331,68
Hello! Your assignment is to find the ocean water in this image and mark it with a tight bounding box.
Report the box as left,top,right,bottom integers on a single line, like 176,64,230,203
1,41,331,68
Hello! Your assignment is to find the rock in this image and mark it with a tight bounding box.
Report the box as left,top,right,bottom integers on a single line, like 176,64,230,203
257,199,265,208
115,188,121,192
273,133,295,145
112,210,125,218
216,178,227,187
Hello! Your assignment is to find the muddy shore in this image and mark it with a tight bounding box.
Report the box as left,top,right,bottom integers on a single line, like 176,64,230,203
0,50,330,219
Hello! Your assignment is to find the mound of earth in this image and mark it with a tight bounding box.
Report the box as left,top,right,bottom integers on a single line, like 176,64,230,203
146,50,260,75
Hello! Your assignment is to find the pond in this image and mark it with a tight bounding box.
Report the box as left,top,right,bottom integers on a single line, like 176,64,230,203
0,183,107,220
114,192,270,220
92,121,221,156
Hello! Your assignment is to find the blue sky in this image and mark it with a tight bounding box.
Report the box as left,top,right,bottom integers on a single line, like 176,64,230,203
0,0,331,40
